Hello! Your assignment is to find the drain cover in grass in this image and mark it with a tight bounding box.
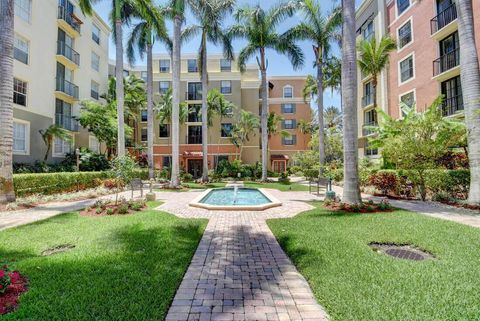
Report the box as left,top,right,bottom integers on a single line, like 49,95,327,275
41,244,75,256
370,243,433,261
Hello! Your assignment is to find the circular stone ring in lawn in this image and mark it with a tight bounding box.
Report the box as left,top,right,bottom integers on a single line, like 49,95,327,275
369,243,434,261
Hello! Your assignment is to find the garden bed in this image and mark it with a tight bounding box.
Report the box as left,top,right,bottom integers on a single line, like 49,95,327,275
323,199,394,213
0,267,28,315
80,199,147,216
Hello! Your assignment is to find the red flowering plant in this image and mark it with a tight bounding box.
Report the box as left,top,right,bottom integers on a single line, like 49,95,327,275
0,266,12,295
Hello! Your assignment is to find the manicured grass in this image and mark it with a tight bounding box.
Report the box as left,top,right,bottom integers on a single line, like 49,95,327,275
244,181,309,191
182,182,227,189
0,201,207,320
267,202,480,321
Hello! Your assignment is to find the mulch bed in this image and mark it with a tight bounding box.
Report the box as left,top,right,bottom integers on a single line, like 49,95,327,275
0,272,28,315
324,201,394,213
439,200,480,211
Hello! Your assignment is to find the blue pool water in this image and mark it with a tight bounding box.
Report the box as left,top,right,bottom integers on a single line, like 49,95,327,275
200,188,272,206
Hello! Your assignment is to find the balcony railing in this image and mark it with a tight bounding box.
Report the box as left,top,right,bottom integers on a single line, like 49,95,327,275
58,6,81,34
57,41,80,66
431,4,457,34
442,95,463,117
362,94,374,107
433,48,460,76
185,91,202,100
56,78,79,99
186,135,202,144
362,122,377,136
56,113,79,131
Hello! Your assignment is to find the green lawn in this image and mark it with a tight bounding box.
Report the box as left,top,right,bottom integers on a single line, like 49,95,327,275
244,181,309,191
182,182,227,189
0,202,207,320
267,202,480,321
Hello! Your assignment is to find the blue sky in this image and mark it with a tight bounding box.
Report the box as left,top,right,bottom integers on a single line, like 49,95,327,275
93,0,364,109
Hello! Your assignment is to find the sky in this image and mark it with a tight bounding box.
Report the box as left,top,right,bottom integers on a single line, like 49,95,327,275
93,0,364,110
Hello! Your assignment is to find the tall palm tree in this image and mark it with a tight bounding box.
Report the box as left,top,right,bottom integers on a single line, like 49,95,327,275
39,125,72,161
189,0,235,182
357,36,396,109
229,110,259,160
127,4,168,179
230,2,304,181
79,0,153,157
286,0,341,175
341,0,362,204
456,0,480,204
157,88,188,125
267,112,289,139
0,0,15,203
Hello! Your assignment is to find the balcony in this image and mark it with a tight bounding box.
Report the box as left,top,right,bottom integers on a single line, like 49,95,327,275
56,78,79,99
185,91,202,100
442,95,463,117
431,4,457,35
362,123,378,136
362,93,374,108
186,135,202,144
56,113,79,131
433,48,460,78
57,6,81,35
57,41,80,66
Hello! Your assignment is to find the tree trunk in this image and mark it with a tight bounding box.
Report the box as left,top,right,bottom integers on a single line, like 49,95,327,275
260,50,269,181
316,52,325,176
201,34,209,182
170,14,182,188
0,0,15,204
341,0,362,204
115,19,126,157
457,0,480,204
147,43,154,179
372,76,377,110
44,143,51,162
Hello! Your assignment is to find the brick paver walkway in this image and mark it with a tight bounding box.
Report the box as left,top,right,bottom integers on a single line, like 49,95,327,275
159,190,328,321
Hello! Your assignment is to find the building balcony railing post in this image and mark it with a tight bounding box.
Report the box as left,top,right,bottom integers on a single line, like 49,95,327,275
430,4,457,34
57,41,80,66
56,113,79,131
57,6,81,34
433,48,460,76
442,95,464,116
56,78,79,99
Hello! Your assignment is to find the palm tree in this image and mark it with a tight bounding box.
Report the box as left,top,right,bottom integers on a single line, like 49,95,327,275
39,125,72,161
456,0,480,204
230,2,304,181
0,0,15,203
267,112,289,139
357,36,396,109
297,119,312,135
157,88,189,125
127,5,168,179
287,0,341,175
189,0,234,182
229,110,259,160
341,0,362,204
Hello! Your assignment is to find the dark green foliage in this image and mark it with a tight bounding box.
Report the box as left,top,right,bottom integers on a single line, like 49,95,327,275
61,149,110,172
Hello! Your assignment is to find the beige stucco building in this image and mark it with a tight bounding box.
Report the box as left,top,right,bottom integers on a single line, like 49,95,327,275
12,0,110,163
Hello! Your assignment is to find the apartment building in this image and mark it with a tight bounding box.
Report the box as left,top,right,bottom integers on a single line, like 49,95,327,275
118,54,311,178
12,0,110,163
356,0,480,159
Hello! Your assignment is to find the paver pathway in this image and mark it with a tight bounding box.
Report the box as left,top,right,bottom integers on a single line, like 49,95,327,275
160,189,328,321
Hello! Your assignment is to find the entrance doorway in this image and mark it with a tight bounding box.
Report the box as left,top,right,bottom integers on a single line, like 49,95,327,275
188,159,203,178
272,160,286,173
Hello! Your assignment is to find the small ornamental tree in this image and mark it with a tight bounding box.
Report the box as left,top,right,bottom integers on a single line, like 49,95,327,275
110,156,139,202
370,97,466,200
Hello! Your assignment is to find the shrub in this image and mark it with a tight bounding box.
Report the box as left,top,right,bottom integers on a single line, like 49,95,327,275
106,208,114,215
13,171,111,197
425,169,470,199
368,170,398,195
278,172,290,183
0,266,11,294
118,204,129,214
304,169,319,180
62,149,110,171
181,172,193,182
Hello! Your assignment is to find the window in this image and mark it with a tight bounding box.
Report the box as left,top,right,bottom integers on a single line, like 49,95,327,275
283,86,293,98
188,126,202,144
91,81,99,99
282,135,296,145
159,81,170,94
141,71,148,81
141,110,148,122
221,123,233,137
188,59,198,73
283,119,296,129
141,128,147,141
441,76,463,116
364,109,378,126
159,59,170,73
281,103,295,114
54,137,72,156
397,0,410,15
14,0,31,22
13,121,28,154
14,35,29,64
363,20,374,41
398,20,412,49
159,124,170,137
91,52,100,71
89,136,100,152
220,59,231,72
220,81,232,94
187,82,202,100
162,156,172,168
365,141,378,156
399,55,414,83
188,104,202,122
400,91,415,107
363,82,373,107
13,78,27,106
92,24,101,44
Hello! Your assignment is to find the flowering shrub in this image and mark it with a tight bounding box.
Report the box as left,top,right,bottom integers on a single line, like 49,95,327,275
0,266,12,295
368,171,398,195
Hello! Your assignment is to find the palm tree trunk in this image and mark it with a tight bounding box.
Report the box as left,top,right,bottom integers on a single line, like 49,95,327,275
44,143,51,162
341,0,362,204
170,14,182,188
316,53,325,176
457,0,480,204
260,50,269,181
372,76,378,110
201,34,209,182
0,0,15,204
115,17,126,157
147,43,154,179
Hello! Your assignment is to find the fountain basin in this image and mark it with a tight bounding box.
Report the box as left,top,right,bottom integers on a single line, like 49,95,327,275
189,188,282,211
